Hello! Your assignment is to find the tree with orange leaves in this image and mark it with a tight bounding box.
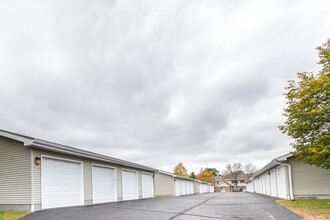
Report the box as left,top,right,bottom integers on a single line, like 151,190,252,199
173,162,189,177
196,169,214,184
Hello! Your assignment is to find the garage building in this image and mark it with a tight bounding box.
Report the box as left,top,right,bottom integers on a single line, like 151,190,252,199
154,171,212,196
246,153,330,200
0,129,156,212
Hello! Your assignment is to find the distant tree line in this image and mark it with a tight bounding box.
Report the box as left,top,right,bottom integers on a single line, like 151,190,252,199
172,162,258,184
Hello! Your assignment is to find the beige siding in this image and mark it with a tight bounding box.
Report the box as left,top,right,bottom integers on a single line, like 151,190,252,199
83,161,93,200
154,173,175,196
287,157,330,196
194,182,199,193
32,148,153,204
116,168,122,198
138,171,142,197
0,137,31,204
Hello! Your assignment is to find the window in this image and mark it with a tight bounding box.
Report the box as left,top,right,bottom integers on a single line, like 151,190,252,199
240,180,245,183
231,180,238,184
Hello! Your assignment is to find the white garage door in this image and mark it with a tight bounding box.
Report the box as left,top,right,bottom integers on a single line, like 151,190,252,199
180,180,186,195
175,180,181,196
265,174,271,195
270,170,277,197
42,156,83,209
141,173,154,198
277,166,288,199
122,170,138,200
187,182,191,194
92,165,116,204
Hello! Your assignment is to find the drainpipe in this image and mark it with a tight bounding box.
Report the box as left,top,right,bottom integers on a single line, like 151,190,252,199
275,160,294,200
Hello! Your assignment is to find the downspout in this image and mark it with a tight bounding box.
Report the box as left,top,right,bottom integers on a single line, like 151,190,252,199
275,160,294,200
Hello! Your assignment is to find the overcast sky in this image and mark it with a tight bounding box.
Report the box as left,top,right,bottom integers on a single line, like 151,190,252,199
1,0,330,173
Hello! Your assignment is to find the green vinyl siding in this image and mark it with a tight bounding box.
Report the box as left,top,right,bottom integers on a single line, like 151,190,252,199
0,137,31,204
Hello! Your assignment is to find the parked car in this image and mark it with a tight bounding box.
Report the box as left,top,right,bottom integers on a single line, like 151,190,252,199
233,188,243,192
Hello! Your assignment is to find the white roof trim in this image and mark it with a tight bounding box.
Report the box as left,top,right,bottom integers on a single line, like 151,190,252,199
0,130,33,146
173,174,195,181
251,153,293,179
0,129,157,172
158,170,175,177
157,170,211,184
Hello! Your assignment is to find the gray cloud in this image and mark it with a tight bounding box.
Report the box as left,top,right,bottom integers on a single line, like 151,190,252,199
1,0,330,173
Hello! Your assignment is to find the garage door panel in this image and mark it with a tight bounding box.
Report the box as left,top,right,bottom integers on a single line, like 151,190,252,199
277,166,287,199
93,165,116,204
141,173,153,198
175,180,181,196
42,157,83,209
122,170,138,200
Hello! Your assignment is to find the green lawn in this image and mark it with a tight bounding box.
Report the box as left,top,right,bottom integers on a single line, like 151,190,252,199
155,195,176,198
277,199,330,219
0,210,30,220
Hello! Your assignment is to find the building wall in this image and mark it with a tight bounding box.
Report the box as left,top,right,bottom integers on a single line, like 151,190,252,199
154,173,174,196
287,157,330,198
32,147,153,210
193,182,199,193
250,165,290,199
246,182,254,192
0,137,31,210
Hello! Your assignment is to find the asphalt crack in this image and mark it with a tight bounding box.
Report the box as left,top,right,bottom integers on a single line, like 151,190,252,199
169,195,218,220
107,204,223,219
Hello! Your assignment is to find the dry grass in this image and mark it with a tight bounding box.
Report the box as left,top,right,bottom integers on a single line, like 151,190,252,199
155,195,176,198
0,210,30,220
276,199,330,220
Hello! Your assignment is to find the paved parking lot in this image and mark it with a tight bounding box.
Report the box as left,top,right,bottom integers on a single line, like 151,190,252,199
22,192,302,220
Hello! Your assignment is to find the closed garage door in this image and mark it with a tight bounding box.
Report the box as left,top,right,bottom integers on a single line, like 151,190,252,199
92,165,116,204
265,174,271,195
141,173,154,198
270,170,277,197
175,180,181,196
122,170,138,200
42,156,83,209
180,180,186,195
277,166,288,199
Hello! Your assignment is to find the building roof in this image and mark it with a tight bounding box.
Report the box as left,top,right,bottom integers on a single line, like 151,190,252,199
216,181,234,187
158,170,212,184
251,153,293,179
215,173,250,181
0,129,157,172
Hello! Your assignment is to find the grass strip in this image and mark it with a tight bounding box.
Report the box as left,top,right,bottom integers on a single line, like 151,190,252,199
276,199,330,220
0,210,30,220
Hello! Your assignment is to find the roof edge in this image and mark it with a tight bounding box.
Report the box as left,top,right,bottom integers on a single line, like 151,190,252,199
0,130,34,146
0,129,157,172
251,153,293,179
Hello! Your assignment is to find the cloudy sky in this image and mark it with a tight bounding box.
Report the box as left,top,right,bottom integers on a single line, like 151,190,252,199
1,0,329,173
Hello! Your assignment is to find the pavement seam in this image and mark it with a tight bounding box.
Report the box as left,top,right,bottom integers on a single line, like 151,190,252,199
112,205,223,219
110,206,177,215
168,195,218,220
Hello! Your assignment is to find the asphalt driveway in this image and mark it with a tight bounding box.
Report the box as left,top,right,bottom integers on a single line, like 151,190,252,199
21,192,302,220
